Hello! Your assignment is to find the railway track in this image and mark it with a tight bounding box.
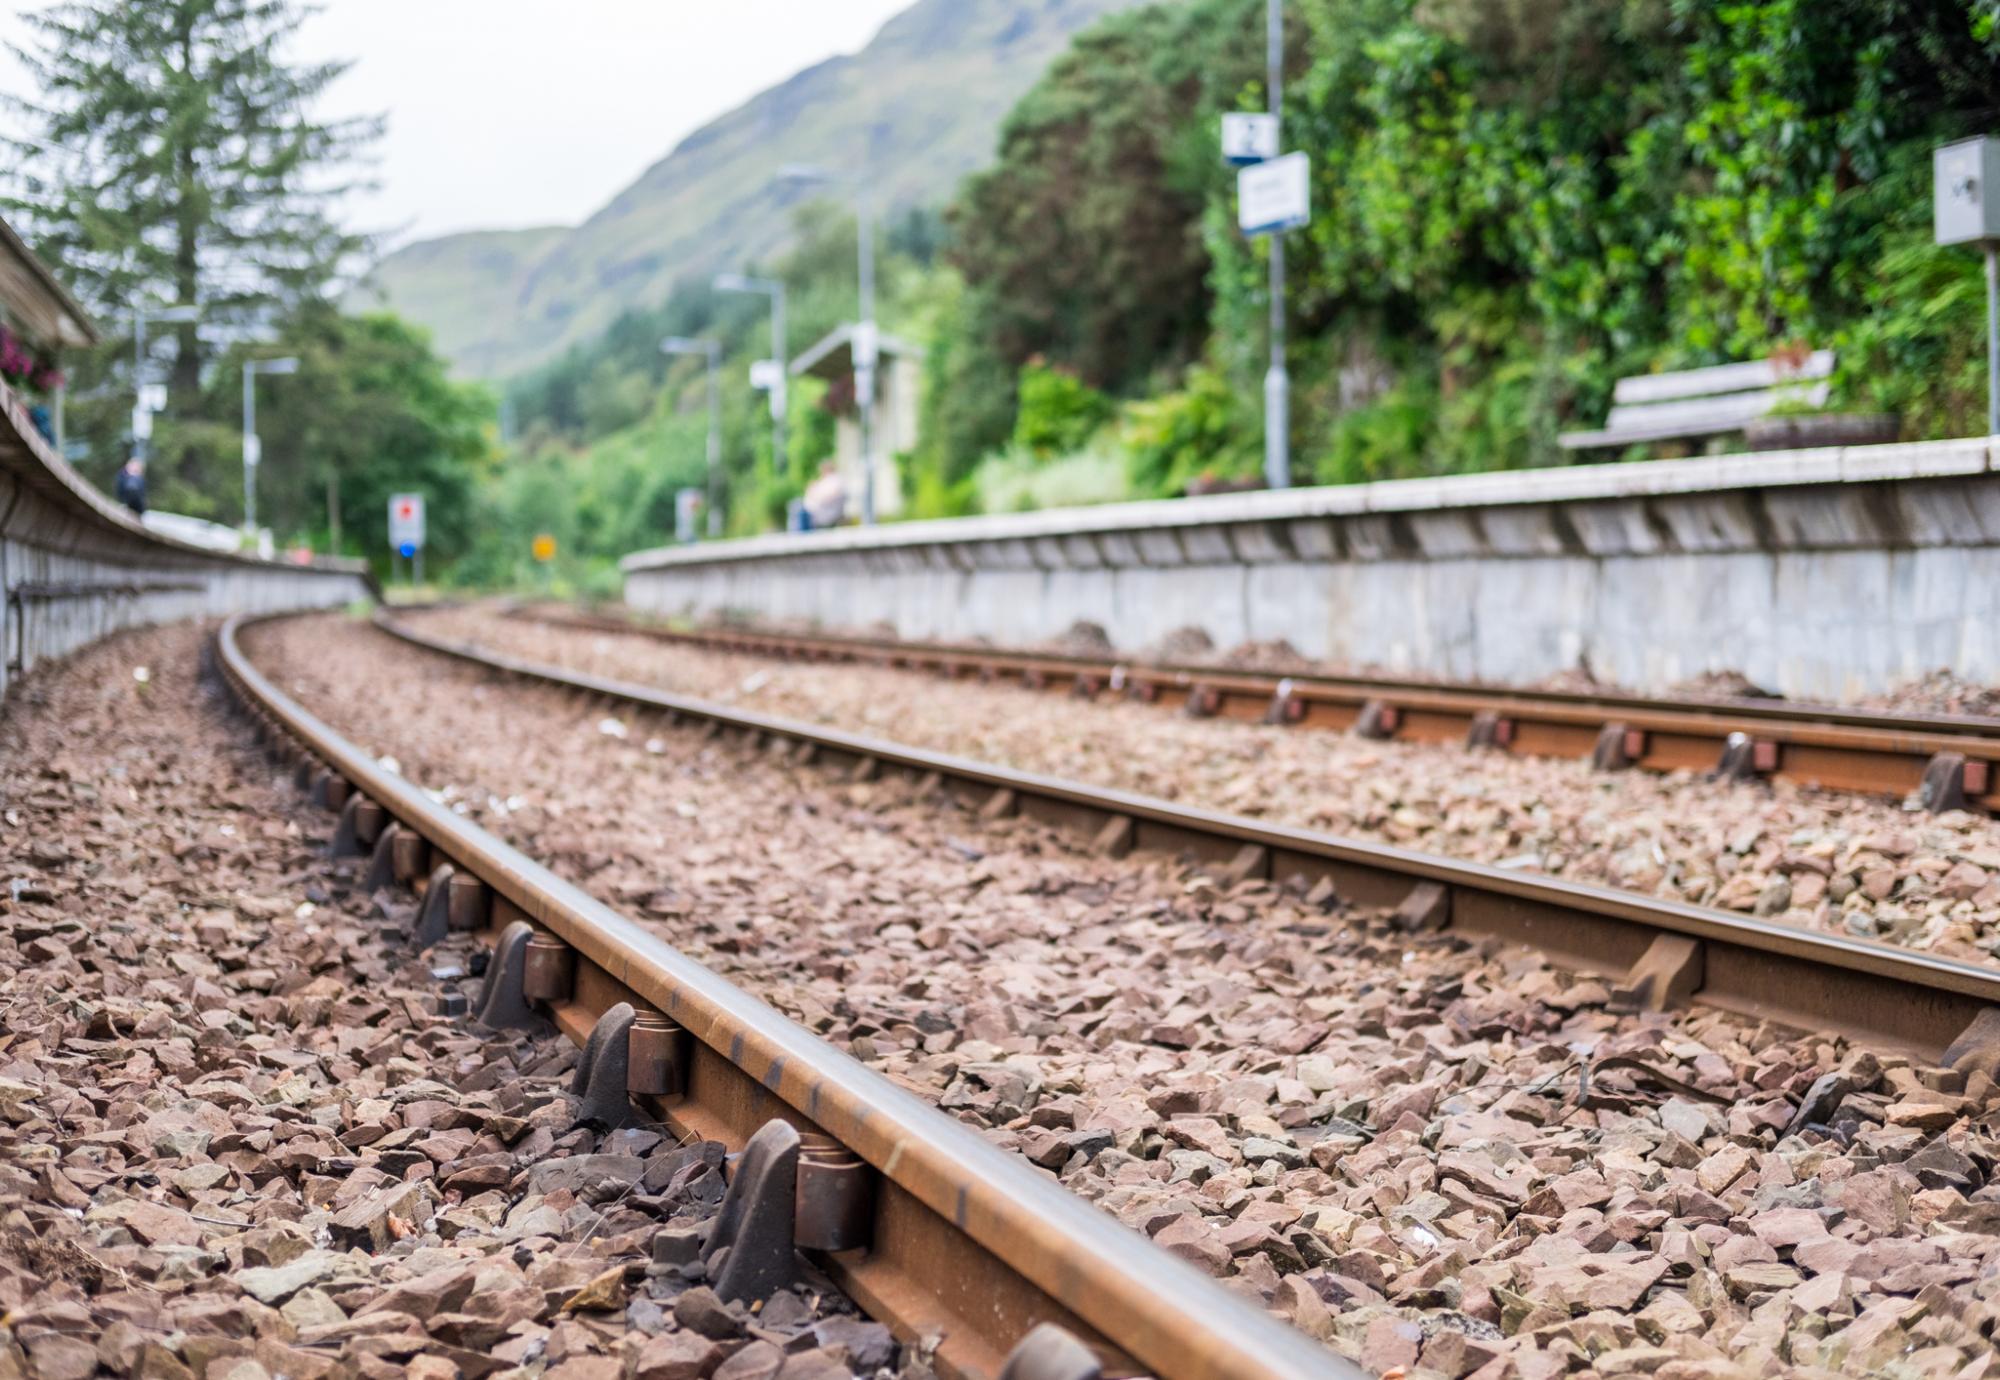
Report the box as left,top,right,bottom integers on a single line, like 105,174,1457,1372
216,611,1359,1380
220,605,2000,1378
512,606,2000,815
374,609,2000,1076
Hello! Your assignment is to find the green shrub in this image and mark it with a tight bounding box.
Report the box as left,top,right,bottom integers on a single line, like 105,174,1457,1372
973,442,1133,512
1011,360,1116,457
1120,363,1259,497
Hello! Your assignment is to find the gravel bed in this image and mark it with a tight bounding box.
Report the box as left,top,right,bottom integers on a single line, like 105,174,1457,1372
412,607,2000,966
0,623,889,1380
237,612,2000,1379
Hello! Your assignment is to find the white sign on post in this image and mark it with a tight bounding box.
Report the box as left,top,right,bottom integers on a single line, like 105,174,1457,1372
1935,136,2000,246
1221,113,1280,166
387,493,425,555
1238,151,1312,237
750,360,788,422
140,383,168,413
243,434,262,468
131,407,153,441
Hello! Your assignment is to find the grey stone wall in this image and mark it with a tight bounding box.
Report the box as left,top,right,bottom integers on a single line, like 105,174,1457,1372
1,385,371,702
621,439,2000,700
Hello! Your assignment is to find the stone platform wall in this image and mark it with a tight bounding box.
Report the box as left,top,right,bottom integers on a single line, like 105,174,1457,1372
1,383,372,702
620,439,2000,701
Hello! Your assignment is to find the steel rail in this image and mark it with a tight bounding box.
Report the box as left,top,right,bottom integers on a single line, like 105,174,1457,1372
375,611,2000,1068
216,613,1360,1380
507,605,2000,812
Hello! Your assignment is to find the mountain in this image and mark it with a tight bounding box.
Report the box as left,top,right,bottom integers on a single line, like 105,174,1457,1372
357,0,1151,379
362,227,567,370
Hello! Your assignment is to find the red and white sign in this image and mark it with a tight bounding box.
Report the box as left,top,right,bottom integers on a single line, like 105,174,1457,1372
387,493,425,551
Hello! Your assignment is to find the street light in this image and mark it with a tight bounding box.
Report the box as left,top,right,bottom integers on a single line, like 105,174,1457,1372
241,356,299,533
661,335,723,537
776,164,880,524
1264,0,1289,489
130,303,200,465
714,272,788,486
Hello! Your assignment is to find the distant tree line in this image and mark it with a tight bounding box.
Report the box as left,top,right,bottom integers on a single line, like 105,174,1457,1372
2,0,491,570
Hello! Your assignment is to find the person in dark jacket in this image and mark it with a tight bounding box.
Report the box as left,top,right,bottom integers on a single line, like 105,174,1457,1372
114,458,146,516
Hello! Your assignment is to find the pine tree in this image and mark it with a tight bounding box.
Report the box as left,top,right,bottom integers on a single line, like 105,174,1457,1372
2,0,380,404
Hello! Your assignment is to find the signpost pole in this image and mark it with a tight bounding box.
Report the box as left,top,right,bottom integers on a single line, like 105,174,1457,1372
1263,0,1290,491
242,364,257,531
1987,242,1998,437
857,195,879,527
772,284,788,480
133,314,147,467
706,341,722,538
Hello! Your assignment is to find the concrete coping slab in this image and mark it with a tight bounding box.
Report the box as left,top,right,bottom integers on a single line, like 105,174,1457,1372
622,437,1997,573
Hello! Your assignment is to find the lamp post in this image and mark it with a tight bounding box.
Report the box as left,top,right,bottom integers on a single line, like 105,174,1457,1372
1264,0,1289,490
714,272,788,482
241,356,299,533
777,164,880,524
661,335,723,536
130,303,200,465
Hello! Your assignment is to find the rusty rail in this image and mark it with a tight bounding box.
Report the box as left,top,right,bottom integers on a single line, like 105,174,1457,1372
215,613,1360,1380
510,605,2000,813
373,610,2000,1071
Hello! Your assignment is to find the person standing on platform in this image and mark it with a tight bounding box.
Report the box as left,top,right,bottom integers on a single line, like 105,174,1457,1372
114,457,147,516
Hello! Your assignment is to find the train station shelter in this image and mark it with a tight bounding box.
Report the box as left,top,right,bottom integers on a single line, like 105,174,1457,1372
791,323,924,522
0,214,99,454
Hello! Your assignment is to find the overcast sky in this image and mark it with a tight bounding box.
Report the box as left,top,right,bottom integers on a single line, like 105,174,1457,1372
0,0,912,246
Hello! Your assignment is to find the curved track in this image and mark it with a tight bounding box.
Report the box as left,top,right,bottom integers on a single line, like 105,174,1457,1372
217,612,1360,1380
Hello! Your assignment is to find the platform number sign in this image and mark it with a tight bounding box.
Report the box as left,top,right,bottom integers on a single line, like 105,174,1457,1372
388,494,425,558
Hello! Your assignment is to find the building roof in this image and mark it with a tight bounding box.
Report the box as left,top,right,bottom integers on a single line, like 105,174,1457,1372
0,215,98,350
790,322,925,381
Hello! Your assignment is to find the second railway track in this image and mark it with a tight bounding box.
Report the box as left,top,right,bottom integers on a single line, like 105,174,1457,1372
372,609,2000,1071
511,606,2000,815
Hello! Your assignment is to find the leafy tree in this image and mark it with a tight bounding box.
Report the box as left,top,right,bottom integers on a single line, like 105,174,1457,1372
3,0,379,495
219,304,494,569
949,0,1268,396
1196,0,2000,482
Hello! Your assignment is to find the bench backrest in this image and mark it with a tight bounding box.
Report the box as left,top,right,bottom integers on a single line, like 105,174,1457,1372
1600,349,1834,440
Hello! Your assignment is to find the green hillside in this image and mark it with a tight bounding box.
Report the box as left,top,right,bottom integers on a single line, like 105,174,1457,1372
359,0,1148,378
352,226,567,374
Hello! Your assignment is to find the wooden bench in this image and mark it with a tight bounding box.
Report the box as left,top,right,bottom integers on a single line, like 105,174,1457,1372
1559,349,1835,452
